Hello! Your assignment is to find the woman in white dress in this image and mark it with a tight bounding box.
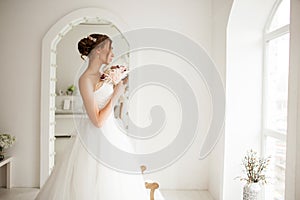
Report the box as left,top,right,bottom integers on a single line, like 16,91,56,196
35,34,150,200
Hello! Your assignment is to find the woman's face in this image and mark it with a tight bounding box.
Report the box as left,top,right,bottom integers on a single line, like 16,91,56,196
99,41,114,65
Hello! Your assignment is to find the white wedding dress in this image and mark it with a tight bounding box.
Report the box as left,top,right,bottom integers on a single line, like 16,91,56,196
35,81,152,200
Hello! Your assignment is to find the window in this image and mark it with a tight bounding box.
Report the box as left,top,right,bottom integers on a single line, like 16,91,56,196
263,0,290,199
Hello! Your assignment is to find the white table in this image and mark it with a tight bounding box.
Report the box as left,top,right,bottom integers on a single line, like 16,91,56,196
0,157,12,188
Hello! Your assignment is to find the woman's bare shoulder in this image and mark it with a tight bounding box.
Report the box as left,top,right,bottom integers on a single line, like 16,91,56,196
79,73,104,92
79,73,93,91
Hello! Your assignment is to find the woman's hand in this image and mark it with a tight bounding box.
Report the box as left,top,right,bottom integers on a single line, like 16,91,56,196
111,81,126,104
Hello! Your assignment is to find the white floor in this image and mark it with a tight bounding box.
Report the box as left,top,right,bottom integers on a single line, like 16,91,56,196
0,187,214,200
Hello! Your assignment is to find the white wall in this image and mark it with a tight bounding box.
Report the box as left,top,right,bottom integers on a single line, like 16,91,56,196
285,0,300,199
207,0,233,199
294,0,300,195
0,0,215,188
224,0,276,199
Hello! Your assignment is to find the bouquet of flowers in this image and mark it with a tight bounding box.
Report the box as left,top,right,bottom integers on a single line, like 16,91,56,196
237,149,270,185
0,133,16,151
100,65,129,85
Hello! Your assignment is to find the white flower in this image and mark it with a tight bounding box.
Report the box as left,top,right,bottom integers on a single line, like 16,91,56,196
0,133,16,149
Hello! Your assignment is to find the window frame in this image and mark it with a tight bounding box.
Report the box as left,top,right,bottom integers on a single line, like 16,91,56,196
262,0,290,198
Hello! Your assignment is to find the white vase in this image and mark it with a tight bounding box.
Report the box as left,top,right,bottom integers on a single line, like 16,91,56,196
243,183,261,200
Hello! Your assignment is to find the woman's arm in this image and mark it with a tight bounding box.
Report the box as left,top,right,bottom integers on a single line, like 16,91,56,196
79,77,125,128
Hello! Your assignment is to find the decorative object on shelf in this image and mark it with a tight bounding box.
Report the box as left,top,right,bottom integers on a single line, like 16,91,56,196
58,89,65,96
55,95,83,115
63,99,71,110
67,84,76,95
0,133,16,161
236,149,271,200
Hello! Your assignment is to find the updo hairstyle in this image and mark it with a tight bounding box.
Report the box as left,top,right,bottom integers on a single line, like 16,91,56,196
78,34,112,60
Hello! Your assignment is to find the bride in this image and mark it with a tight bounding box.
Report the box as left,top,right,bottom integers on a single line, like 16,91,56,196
35,34,150,200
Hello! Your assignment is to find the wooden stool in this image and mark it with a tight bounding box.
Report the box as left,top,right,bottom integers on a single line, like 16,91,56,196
145,181,159,200
141,165,159,200
0,157,12,188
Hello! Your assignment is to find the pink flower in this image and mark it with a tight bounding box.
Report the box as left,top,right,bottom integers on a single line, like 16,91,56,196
101,65,129,85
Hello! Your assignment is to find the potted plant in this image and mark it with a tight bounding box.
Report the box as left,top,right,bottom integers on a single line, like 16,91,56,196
0,133,16,161
237,149,271,200
67,84,76,95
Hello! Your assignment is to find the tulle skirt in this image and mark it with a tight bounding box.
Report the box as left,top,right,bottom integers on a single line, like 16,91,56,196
35,133,149,200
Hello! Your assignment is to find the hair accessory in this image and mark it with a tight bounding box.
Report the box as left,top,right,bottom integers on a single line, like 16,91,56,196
88,35,97,42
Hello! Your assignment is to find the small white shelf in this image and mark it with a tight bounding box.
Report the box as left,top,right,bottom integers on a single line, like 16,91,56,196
55,108,84,114
55,108,85,119
55,114,86,119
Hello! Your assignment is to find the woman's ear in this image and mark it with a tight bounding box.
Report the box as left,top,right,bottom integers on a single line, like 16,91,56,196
95,48,101,54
